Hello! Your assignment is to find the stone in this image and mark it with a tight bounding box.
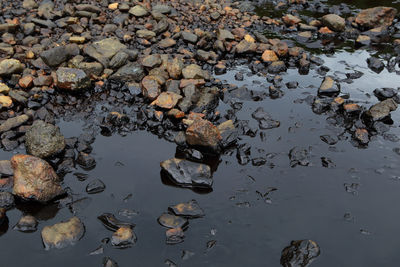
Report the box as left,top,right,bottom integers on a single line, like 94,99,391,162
282,14,301,26
281,240,320,267
0,83,10,94
111,62,145,82
318,76,340,97
98,213,135,231
355,7,397,30
158,213,188,229
186,118,221,149
0,115,29,133
11,154,64,202
289,147,310,167
19,76,34,89
85,38,127,67
217,29,234,41
86,179,106,194
13,215,37,232
367,57,384,73
0,59,23,76
0,160,13,176
0,96,12,108
166,227,184,245
152,5,171,14
262,50,279,62
25,120,65,158
129,5,148,17
354,128,369,145
141,76,161,100
181,31,198,44
235,40,257,54
182,64,209,80
142,55,162,68
109,52,129,69
69,36,86,44
40,46,69,67
41,217,85,250
268,61,287,74
252,107,280,129
168,200,205,218
366,98,398,121
321,14,345,32
159,38,176,48
0,192,14,209
56,68,91,91
167,58,184,79
356,35,371,46
111,227,137,248
136,30,156,39
160,158,213,188
151,92,182,109
76,152,96,169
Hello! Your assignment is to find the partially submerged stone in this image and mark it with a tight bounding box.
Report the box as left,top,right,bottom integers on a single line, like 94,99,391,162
166,227,185,245
158,213,188,229
318,76,340,97
289,147,310,167
25,120,65,158
355,7,397,30
168,199,204,218
111,227,137,248
366,98,398,121
12,155,63,202
41,217,85,250
98,213,135,231
13,215,38,232
281,240,320,267
160,158,212,188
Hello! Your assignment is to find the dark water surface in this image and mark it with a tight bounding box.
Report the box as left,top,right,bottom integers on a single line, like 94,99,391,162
1,1,400,267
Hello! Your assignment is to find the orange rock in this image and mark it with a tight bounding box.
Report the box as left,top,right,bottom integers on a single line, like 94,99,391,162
151,92,183,109
179,79,205,88
108,3,118,10
186,118,222,149
0,96,12,108
19,76,34,89
141,76,161,100
262,50,279,62
344,103,361,113
319,27,333,34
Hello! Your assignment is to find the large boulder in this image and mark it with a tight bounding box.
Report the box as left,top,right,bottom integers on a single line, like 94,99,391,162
11,154,64,202
355,7,398,30
25,120,65,158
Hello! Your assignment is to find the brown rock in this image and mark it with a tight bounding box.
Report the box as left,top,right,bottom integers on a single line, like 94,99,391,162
235,40,257,54
167,57,183,79
18,76,34,89
186,118,222,149
141,76,161,100
282,14,301,26
262,50,279,62
151,92,182,109
11,154,63,202
41,217,85,250
0,95,12,108
355,7,397,29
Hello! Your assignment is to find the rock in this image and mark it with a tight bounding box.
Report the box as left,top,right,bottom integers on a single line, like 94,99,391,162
0,192,14,209
182,64,209,80
136,30,156,39
160,158,213,188
0,96,12,108
69,36,86,44
355,7,397,30
217,29,234,41
129,5,148,17
318,76,340,97
19,76,34,89
281,240,320,267
158,213,188,229
23,0,38,9
0,115,29,133
0,59,23,76
0,160,13,176
159,38,176,48
86,179,106,194
262,50,279,62
235,40,257,54
289,147,310,167
98,213,135,231
142,55,161,68
167,58,183,79
76,152,96,169
40,46,70,67
366,98,398,121
111,62,145,82
79,62,104,77
186,118,221,149
141,76,161,100
354,128,369,145
41,217,85,250
252,107,280,129
217,120,238,148
181,31,198,44
214,63,226,75
321,14,345,32
282,14,301,26
11,154,64,202
374,88,397,101
25,120,65,158
153,4,171,14
168,200,204,218
85,38,127,67
356,35,371,46
268,61,287,74
367,57,384,73
103,257,119,267
0,83,10,94
13,215,37,232
151,92,182,109
111,227,137,248
166,227,185,245
56,68,91,91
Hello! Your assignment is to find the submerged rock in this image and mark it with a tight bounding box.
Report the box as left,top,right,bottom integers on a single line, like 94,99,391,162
168,199,205,218
281,240,320,267
98,213,135,231
252,107,280,129
13,215,37,232
111,227,137,248
86,179,106,194
25,120,65,158
158,213,188,229
11,154,64,202
289,147,310,167
166,227,185,245
41,217,85,250
160,158,212,188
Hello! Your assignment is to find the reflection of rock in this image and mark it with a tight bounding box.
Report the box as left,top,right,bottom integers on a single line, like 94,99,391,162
98,213,135,231
281,240,320,267
13,215,38,232
168,200,204,218
158,213,188,229
41,216,85,250
11,155,64,202
160,158,212,189
289,147,310,167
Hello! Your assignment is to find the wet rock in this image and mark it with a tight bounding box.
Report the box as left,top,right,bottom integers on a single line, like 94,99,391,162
252,107,280,129
0,192,14,209
85,38,126,67
166,227,184,245
367,57,384,73
86,179,106,194
40,46,72,67
374,88,397,101
25,120,65,158
0,59,23,76
160,158,212,188
56,68,91,91
217,120,238,148
356,35,371,47
318,76,340,97
76,152,96,169
111,62,145,83
366,98,398,121
168,200,204,218
320,135,338,145
98,213,135,231
321,157,336,168
41,217,85,250
186,119,221,150
289,147,310,167
182,64,209,80
283,14,301,26
158,213,188,229
151,92,182,109
355,7,397,30
321,14,345,32
103,257,119,267
235,40,257,54
13,215,37,232
11,154,63,202
0,160,13,176
354,128,369,145
268,61,286,74
281,240,320,267
111,227,137,248
262,50,279,63
0,114,29,133
142,76,161,100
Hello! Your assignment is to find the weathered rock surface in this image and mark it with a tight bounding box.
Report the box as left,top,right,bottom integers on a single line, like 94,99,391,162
168,200,204,218
11,154,63,202
318,76,340,97
110,62,145,82
186,119,221,149
25,120,65,158
355,7,398,29
41,217,85,250
321,14,345,32
0,115,29,134
56,68,91,91
281,240,320,267
151,92,182,109
0,59,23,76
366,98,398,121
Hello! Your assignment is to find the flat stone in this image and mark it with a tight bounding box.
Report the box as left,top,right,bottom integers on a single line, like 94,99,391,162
182,64,209,79
41,217,85,250
151,92,182,109
168,199,205,218
158,213,188,229
111,62,145,82
181,31,198,43
136,30,156,39
0,115,29,133
318,76,340,97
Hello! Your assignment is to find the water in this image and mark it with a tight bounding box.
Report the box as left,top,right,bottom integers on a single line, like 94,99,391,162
1,1,400,266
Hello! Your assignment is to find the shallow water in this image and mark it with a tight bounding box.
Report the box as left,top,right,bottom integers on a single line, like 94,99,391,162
1,1,400,267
